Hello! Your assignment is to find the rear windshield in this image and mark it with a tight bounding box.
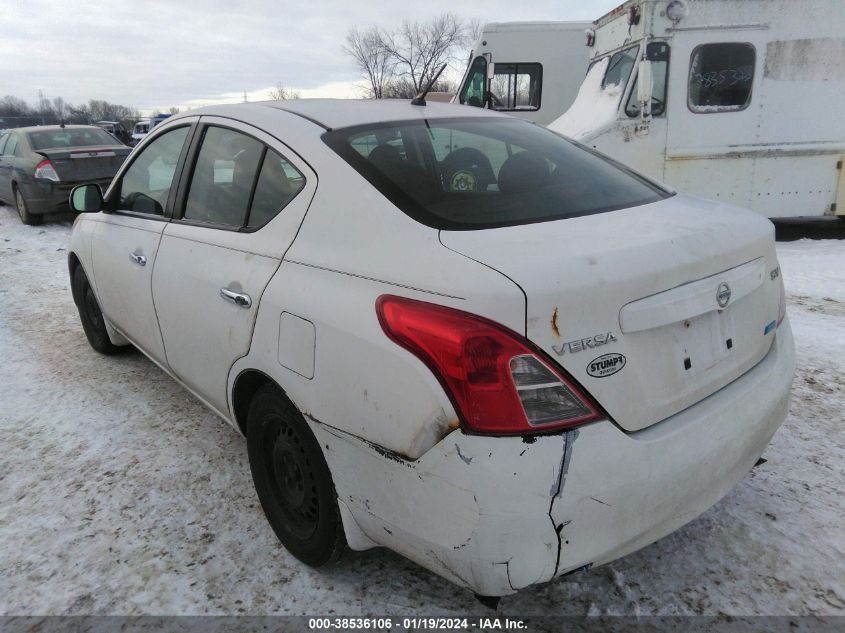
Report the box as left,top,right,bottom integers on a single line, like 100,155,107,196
28,128,120,150
323,117,670,230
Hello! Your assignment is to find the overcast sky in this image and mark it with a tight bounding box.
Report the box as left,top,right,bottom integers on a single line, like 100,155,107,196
0,0,619,114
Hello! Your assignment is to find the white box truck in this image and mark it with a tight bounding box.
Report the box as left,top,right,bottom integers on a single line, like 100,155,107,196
455,21,591,125
457,1,845,219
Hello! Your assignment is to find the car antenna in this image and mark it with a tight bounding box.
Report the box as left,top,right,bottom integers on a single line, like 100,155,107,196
411,63,448,107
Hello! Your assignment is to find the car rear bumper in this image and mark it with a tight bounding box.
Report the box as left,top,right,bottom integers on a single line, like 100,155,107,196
20,178,112,215
313,319,794,596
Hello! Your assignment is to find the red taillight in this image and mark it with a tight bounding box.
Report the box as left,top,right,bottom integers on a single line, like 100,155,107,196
34,159,60,182
376,295,601,435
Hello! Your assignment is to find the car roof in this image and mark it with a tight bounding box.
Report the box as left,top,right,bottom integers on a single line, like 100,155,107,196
183,99,509,131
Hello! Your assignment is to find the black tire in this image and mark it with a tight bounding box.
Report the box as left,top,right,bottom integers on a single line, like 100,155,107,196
247,385,346,566
14,186,42,226
71,266,121,355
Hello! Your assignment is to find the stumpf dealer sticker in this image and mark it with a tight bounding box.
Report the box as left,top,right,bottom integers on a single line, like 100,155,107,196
587,353,626,378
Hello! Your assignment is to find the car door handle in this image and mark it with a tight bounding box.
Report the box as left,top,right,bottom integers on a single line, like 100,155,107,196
129,252,147,266
220,287,252,308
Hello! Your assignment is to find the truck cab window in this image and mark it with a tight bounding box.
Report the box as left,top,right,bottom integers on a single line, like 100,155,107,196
458,56,488,107
689,43,755,112
603,46,639,90
489,63,542,111
626,42,670,117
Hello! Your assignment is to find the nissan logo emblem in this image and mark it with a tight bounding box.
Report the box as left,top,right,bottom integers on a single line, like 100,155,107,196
717,282,731,308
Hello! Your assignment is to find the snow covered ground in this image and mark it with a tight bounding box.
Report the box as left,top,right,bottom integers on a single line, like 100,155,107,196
0,205,843,617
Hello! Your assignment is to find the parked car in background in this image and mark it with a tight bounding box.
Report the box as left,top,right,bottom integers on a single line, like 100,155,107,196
130,114,172,146
130,119,150,146
67,100,794,598
95,120,131,145
0,125,130,224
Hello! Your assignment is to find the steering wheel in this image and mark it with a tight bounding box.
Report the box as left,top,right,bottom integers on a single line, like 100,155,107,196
487,91,504,108
649,96,665,114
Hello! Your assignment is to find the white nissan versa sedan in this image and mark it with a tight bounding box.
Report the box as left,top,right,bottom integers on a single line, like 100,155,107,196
67,99,795,598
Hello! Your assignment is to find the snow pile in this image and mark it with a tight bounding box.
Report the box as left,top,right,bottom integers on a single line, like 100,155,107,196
549,57,621,141
777,238,845,303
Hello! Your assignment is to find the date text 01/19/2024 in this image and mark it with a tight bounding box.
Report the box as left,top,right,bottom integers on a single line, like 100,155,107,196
307,617,528,630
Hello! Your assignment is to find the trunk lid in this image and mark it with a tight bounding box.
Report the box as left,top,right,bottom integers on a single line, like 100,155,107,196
36,146,130,182
440,194,783,432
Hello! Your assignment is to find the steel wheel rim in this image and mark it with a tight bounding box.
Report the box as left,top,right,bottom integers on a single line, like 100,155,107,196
262,414,319,540
15,190,26,220
83,285,103,330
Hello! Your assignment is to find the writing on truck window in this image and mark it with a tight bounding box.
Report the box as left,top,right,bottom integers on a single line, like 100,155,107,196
689,43,755,112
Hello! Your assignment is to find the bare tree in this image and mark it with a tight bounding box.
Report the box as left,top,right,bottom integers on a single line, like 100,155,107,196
267,82,300,100
0,94,138,127
344,26,394,99
0,95,30,116
380,13,469,95
344,14,473,99
168,106,180,115
36,90,54,117
52,96,66,121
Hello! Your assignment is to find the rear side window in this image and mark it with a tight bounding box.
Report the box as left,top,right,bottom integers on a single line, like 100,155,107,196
0,133,8,155
183,126,305,229
247,150,305,228
323,117,670,230
489,63,542,111
689,43,755,112
5,134,19,157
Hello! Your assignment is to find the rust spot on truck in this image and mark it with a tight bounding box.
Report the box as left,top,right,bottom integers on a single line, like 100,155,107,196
550,307,561,338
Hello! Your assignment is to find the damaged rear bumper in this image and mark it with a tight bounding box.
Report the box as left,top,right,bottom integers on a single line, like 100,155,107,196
311,320,794,597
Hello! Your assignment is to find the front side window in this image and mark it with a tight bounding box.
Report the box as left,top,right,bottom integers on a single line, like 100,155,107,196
626,41,670,117
689,43,755,112
458,56,488,107
118,126,189,215
323,118,670,230
489,63,542,111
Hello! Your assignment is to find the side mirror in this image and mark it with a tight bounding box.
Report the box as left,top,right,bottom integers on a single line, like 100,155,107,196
637,60,654,109
69,184,103,213
487,62,495,80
